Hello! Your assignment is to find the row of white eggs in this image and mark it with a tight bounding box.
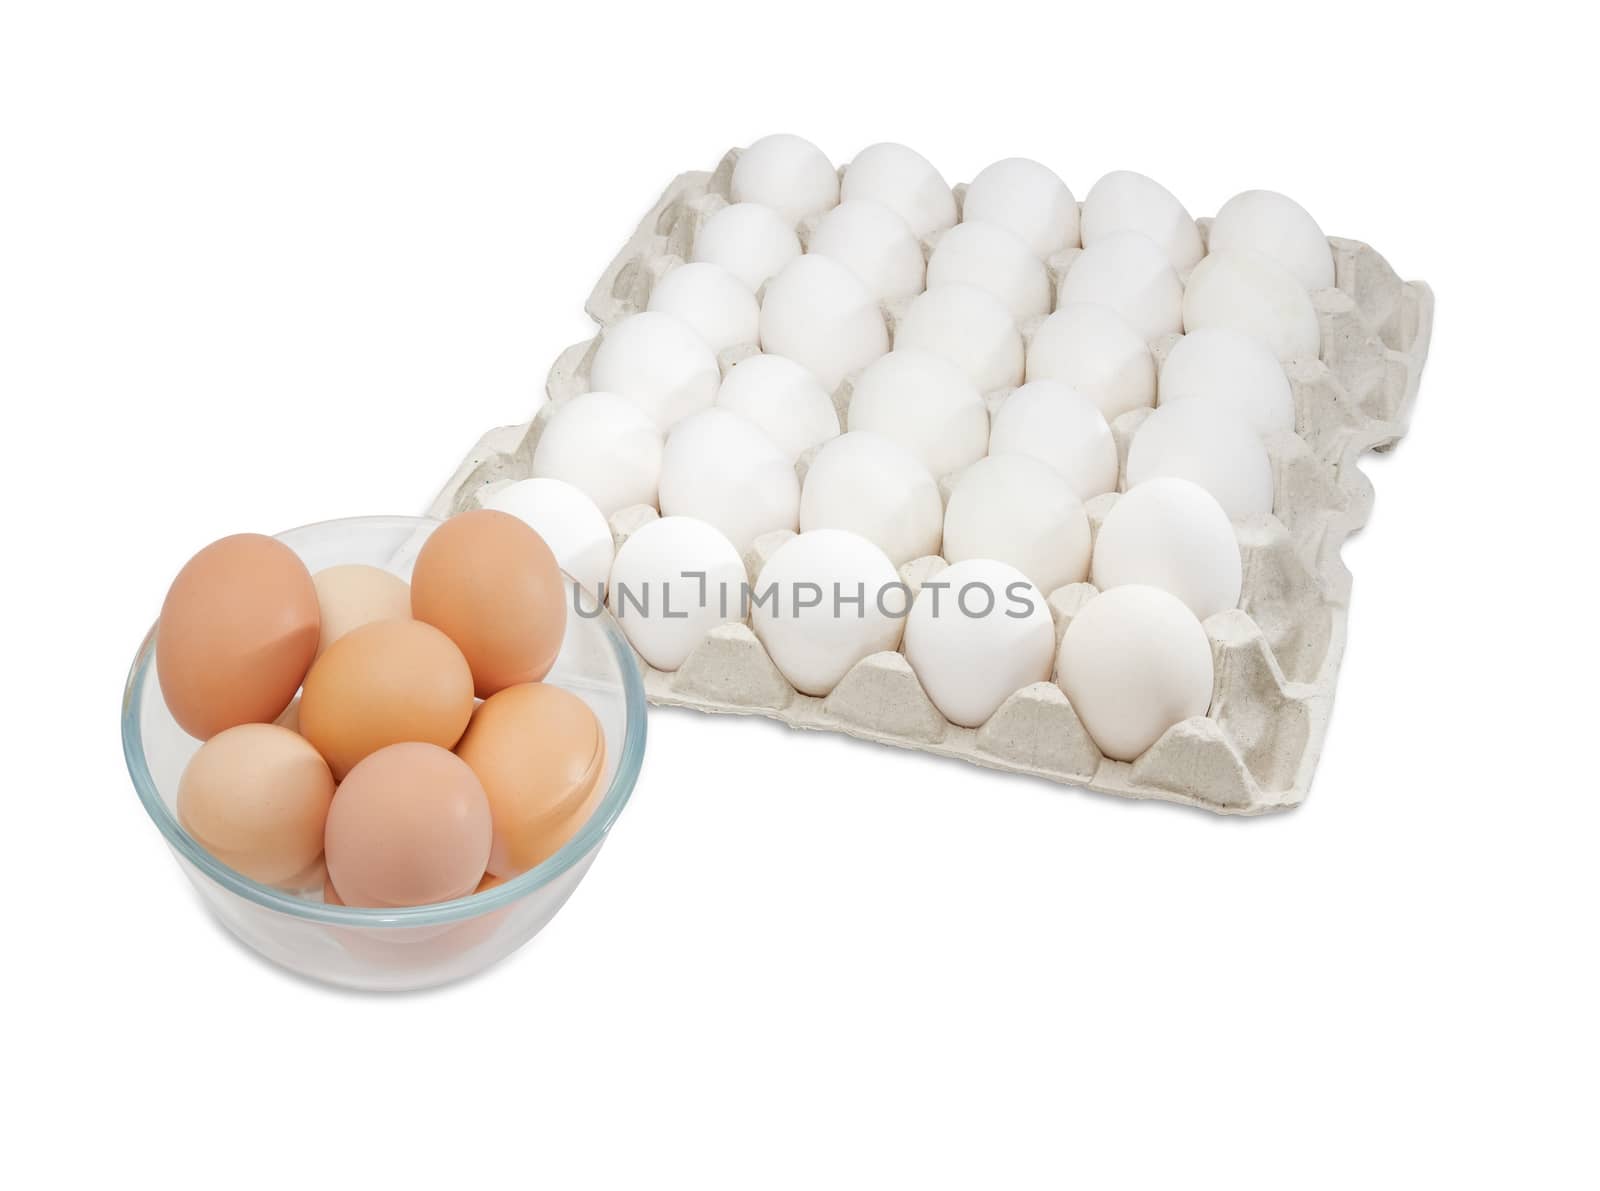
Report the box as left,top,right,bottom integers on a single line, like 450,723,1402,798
727,134,1333,294
620,276,1294,441
530,329,1275,580
693,206,1322,378
677,209,1319,394
485,480,1213,765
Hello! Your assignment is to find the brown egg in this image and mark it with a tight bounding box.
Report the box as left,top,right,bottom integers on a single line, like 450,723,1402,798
157,534,320,739
454,682,606,878
299,619,475,780
311,564,412,659
411,509,567,697
323,742,492,908
177,723,335,885
475,872,507,894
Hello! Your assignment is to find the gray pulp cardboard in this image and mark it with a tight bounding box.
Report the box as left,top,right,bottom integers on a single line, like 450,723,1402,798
431,148,1434,814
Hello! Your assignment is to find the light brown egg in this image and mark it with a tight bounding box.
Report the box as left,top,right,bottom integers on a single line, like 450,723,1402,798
157,534,320,739
311,564,412,659
411,509,567,697
177,723,335,885
475,872,507,894
454,683,606,878
323,742,492,908
298,618,475,780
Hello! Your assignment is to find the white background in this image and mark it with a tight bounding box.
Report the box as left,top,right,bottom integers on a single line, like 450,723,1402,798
4,3,1596,1187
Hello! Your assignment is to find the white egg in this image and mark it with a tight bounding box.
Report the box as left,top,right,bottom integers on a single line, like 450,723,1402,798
608,516,747,671
751,529,907,696
1208,189,1334,291
926,220,1051,322
942,455,1090,595
846,349,988,478
715,354,840,460
988,381,1117,499
759,254,889,393
800,431,942,566
481,478,615,600
1125,401,1274,520
840,142,957,238
1158,327,1295,437
1092,478,1241,620
657,408,800,553
893,283,1023,394
1182,250,1321,362
808,199,925,302
1056,231,1184,342
589,311,720,430
731,133,839,226
692,203,801,292
646,262,760,355
1080,170,1204,272
531,392,664,517
903,558,1056,728
961,157,1080,257
1057,584,1214,761
1025,303,1156,421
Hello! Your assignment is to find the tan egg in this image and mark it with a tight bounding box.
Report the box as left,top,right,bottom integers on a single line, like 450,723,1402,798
454,683,606,878
299,619,474,780
411,510,567,697
157,534,320,739
311,564,411,659
475,872,507,894
177,723,335,885
323,742,492,908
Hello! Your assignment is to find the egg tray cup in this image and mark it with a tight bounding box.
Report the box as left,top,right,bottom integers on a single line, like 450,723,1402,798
432,149,1434,815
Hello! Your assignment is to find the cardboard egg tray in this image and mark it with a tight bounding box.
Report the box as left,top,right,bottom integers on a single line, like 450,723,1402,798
431,148,1434,814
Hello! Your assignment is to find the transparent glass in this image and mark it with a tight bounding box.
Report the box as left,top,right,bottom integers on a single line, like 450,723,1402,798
121,515,647,992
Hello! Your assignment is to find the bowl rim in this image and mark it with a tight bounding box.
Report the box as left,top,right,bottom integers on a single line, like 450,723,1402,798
121,513,648,928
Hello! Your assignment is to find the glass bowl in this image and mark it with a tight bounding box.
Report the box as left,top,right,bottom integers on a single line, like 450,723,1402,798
121,515,647,992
